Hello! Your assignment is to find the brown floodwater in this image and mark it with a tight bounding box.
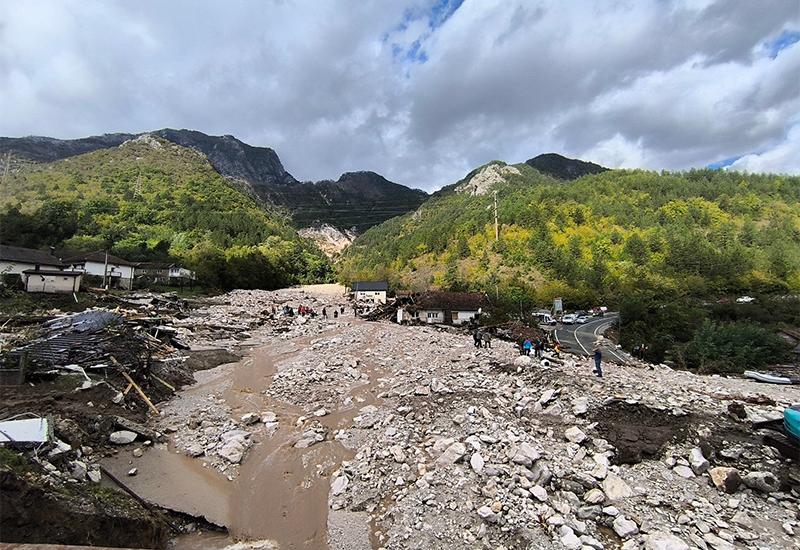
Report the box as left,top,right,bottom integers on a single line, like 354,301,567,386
105,321,386,550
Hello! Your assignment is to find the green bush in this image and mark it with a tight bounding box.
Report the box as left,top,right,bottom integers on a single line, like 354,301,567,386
678,320,791,373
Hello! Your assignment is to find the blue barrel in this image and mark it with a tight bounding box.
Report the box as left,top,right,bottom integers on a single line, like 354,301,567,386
785,405,800,441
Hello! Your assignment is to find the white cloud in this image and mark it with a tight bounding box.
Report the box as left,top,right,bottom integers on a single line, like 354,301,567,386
728,124,800,174
0,0,798,190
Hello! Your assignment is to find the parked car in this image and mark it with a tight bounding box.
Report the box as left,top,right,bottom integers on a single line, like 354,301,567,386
562,313,578,324
534,312,556,325
576,315,589,324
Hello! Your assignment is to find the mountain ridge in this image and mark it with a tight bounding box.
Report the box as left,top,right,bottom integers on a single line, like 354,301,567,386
0,129,427,233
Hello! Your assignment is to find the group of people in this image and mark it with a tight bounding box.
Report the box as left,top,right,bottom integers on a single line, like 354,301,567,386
519,334,561,358
321,305,347,319
631,343,649,360
472,328,493,348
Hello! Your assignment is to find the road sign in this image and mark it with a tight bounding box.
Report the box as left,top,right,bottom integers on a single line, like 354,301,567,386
553,297,563,313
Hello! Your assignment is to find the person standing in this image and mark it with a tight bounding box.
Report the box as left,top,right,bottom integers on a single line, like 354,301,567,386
322,307,327,319
523,338,532,356
473,328,482,348
592,343,603,377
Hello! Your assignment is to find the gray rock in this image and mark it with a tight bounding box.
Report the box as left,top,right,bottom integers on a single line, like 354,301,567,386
511,442,540,467
436,442,466,466
572,396,590,416
470,452,485,473
602,473,633,500
390,445,406,463
331,475,349,496
218,436,247,463
689,447,709,474
109,430,137,445
531,485,548,502
477,505,499,523
565,426,587,444
742,471,780,493
645,532,690,550
241,412,260,424
560,526,582,549
584,488,606,504
672,465,695,479
703,533,734,550
613,515,639,538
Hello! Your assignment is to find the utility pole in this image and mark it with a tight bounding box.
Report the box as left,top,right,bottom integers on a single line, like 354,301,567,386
103,250,109,289
1,151,11,187
493,190,499,242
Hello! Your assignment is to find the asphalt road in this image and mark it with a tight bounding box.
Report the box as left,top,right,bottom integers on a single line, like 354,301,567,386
553,313,629,364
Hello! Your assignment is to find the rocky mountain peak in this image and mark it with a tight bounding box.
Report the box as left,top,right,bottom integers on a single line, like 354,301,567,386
525,153,608,180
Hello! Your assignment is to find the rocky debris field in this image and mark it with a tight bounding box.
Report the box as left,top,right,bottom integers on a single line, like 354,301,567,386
135,287,800,550
3,286,799,550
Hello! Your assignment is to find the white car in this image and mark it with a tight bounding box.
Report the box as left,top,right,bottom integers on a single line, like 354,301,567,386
562,313,577,324
576,315,589,324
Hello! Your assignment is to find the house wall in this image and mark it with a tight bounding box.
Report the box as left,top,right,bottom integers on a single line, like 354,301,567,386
73,261,134,289
453,310,480,325
0,260,62,275
355,290,387,304
420,309,444,323
24,273,81,294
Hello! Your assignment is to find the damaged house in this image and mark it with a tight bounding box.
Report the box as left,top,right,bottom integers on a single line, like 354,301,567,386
0,245,83,294
397,291,490,325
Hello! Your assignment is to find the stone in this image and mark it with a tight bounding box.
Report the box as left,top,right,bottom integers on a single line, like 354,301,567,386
709,467,742,494
132,448,144,458
389,445,406,463
477,505,499,523
109,430,137,445
613,515,639,538
560,526,582,550
539,389,557,404
69,460,87,481
602,473,633,500
218,437,246,463
430,378,450,393
241,412,260,424
511,442,540,467
127,468,138,476
470,452,485,474
513,355,532,367
742,471,780,493
436,442,466,466
672,465,695,479
531,485,548,502
689,447,709,474
261,411,277,423
87,469,101,483
313,408,328,417
584,488,606,504
331,475,349,496
703,533,734,550
413,385,431,396
572,396,590,416
644,532,690,550
565,426,587,444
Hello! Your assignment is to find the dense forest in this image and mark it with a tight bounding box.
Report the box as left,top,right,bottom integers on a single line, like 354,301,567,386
340,162,800,371
0,136,332,289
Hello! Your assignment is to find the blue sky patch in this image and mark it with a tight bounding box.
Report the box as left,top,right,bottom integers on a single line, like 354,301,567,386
707,156,741,170
765,29,800,59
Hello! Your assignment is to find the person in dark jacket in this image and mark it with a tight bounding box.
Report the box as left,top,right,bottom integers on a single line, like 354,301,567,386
592,343,603,377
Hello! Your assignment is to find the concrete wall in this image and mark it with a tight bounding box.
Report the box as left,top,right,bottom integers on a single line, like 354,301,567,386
355,290,387,304
24,273,82,293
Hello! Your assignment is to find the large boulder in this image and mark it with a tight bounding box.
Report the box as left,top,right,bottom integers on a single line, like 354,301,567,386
709,467,742,494
109,430,137,445
742,471,780,493
644,532,690,550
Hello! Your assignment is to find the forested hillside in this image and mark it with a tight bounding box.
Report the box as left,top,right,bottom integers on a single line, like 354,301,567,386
340,162,800,369
0,135,331,289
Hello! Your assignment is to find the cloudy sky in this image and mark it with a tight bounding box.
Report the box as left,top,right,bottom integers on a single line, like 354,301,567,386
1,0,798,190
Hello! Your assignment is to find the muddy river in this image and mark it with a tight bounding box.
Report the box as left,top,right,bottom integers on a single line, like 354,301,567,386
103,321,386,550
